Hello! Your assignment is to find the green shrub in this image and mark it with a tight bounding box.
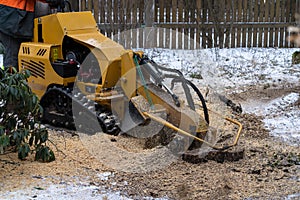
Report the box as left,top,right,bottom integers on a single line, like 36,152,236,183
0,68,55,162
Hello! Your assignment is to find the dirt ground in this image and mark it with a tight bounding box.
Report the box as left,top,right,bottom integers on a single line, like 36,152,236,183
0,82,299,200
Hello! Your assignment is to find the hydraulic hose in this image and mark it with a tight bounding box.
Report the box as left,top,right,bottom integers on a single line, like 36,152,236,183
138,55,209,124
186,79,209,124
148,58,209,124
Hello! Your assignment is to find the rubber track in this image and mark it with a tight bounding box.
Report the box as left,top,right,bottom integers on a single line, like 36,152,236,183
40,87,119,135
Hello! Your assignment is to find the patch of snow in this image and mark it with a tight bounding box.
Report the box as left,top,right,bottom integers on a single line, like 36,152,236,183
285,193,300,200
1,184,130,200
97,171,114,181
242,92,300,145
262,93,300,145
1,182,169,200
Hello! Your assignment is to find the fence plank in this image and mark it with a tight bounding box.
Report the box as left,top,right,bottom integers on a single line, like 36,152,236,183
207,1,213,48
279,1,285,48
274,0,281,47
291,0,296,24
138,0,144,48
219,0,225,48
285,0,291,47
224,0,232,48
87,0,92,11
263,0,269,47
69,0,79,11
93,0,99,23
231,0,236,48
258,0,264,47
190,1,196,50
242,0,248,47
165,0,171,49
118,0,125,46
212,1,218,48
292,0,297,48
99,0,105,34
172,0,177,49
151,0,158,47
183,0,190,49
253,0,259,47
154,0,158,24
225,0,232,48
81,0,86,11
100,0,106,26
178,0,184,49
269,0,275,47
131,0,138,48
158,0,165,48
125,0,131,48
199,0,204,48
112,0,117,31
107,0,113,38
195,0,201,49
247,0,252,47
236,0,242,47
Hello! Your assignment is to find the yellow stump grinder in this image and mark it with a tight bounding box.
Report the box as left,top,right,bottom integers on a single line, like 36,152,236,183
18,0,242,159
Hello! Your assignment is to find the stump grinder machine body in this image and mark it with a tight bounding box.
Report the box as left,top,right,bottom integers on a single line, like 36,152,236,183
18,0,242,156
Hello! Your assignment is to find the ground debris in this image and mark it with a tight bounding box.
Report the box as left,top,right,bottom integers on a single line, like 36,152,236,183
237,113,270,139
218,94,243,114
182,147,244,164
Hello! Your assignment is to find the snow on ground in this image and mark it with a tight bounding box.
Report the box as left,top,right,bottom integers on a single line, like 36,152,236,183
1,173,169,200
244,92,300,145
1,184,130,200
140,47,300,146
142,47,300,92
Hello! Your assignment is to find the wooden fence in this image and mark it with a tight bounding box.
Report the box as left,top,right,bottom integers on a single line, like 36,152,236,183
69,0,297,49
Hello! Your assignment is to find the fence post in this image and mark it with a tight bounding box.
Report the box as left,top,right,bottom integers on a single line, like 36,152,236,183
145,0,155,27
144,0,155,48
